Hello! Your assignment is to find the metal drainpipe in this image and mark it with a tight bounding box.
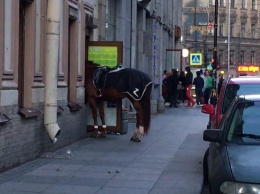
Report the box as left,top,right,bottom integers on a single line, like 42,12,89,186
44,0,61,143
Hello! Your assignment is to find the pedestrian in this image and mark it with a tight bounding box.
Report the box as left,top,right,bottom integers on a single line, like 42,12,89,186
170,69,180,108
163,71,172,104
164,69,179,108
193,71,204,106
218,73,224,96
204,69,213,104
178,70,186,104
162,70,167,81
184,66,195,107
200,69,206,104
162,70,168,101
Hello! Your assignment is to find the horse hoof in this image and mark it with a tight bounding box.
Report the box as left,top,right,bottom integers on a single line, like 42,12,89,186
99,133,106,138
130,137,141,142
90,133,98,138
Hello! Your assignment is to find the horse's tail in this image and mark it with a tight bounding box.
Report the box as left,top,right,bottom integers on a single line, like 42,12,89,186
140,83,152,134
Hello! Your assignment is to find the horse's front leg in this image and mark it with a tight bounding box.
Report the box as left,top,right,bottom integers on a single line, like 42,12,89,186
98,100,106,138
88,98,99,138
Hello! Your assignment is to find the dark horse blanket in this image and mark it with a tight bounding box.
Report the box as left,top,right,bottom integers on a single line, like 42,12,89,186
93,67,152,101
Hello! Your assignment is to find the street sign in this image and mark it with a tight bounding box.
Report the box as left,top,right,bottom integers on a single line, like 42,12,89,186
190,53,202,65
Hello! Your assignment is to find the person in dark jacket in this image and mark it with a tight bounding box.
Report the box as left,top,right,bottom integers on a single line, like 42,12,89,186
193,71,204,106
178,71,186,104
218,73,224,96
164,69,179,108
184,66,195,107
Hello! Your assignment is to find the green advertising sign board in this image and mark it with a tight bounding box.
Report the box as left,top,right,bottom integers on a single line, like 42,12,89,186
88,46,118,68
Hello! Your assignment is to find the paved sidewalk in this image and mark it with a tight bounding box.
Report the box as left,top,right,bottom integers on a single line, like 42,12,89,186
0,105,209,194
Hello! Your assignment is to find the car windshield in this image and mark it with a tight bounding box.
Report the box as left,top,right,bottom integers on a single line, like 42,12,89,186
222,84,260,114
227,101,260,144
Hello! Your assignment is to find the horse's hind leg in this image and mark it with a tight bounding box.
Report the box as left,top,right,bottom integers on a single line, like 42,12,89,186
98,100,107,138
129,100,144,142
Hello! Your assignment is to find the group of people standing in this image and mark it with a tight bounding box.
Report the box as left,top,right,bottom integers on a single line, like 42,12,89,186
162,66,215,108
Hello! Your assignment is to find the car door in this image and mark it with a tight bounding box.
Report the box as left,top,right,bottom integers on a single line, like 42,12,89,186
207,99,235,181
212,78,228,128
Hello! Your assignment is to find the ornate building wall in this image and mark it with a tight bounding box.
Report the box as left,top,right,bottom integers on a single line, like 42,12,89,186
184,0,260,76
0,0,93,172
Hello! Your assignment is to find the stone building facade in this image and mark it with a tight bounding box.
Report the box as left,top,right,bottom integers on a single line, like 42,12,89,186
0,0,182,171
184,0,260,76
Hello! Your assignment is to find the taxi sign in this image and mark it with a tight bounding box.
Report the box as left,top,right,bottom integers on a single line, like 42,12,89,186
190,53,202,65
238,65,259,73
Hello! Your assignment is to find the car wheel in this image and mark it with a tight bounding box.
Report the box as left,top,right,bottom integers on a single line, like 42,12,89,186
203,148,209,184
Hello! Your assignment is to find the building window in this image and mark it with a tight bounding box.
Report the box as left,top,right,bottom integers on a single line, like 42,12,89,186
230,51,234,65
230,23,234,37
219,51,223,65
241,23,245,37
219,23,224,36
252,0,256,10
251,24,256,38
184,26,190,35
240,51,244,64
242,0,246,8
105,0,116,41
231,0,235,7
251,52,255,64
219,0,224,6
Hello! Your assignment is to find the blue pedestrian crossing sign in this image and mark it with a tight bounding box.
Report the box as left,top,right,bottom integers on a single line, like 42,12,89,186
190,53,202,65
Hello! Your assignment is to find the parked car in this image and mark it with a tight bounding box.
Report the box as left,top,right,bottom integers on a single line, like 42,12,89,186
203,94,260,194
202,76,260,129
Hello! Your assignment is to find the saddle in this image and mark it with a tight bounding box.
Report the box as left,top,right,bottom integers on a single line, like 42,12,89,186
92,64,123,97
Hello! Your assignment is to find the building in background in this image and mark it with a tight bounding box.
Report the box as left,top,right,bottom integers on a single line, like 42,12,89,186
0,0,182,171
183,0,260,76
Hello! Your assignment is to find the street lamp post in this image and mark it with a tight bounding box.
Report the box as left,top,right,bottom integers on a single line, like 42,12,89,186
213,0,218,89
227,0,231,74
182,48,189,69
203,33,208,67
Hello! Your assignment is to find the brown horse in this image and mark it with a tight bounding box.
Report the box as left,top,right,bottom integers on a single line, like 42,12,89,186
85,66,152,142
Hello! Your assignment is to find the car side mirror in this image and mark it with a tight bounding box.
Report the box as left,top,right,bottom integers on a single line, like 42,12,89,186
203,129,222,142
201,104,214,115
